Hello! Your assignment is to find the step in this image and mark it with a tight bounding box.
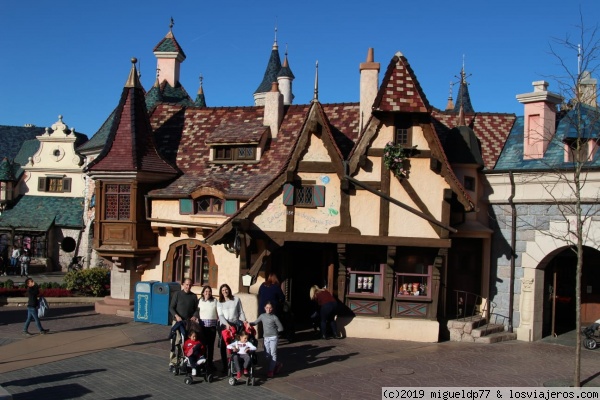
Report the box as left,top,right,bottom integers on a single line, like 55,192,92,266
474,331,517,343
447,315,487,332
472,323,505,338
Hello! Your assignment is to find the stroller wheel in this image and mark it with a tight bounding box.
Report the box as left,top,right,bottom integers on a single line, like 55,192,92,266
583,338,597,350
206,374,214,383
184,377,193,385
228,377,236,386
250,377,255,386
172,368,179,376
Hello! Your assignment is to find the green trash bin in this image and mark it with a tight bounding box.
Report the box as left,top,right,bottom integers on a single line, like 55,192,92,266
150,282,181,325
134,281,157,323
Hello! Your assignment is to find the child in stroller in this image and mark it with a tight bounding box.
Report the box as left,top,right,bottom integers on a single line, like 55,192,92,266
173,330,214,385
224,325,258,386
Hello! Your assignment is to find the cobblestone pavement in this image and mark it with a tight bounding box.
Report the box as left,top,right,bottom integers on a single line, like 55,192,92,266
0,304,599,399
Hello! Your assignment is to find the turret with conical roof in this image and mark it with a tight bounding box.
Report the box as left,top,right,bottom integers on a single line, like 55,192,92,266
254,28,283,106
277,47,295,105
195,74,207,107
453,64,474,113
153,18,186,88
86,58,178,179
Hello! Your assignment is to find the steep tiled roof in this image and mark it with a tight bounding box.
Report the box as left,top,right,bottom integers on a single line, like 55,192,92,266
153,30,186,59
0,196,84,231
148,104,310,199
0,158,16,181
13,139,39,178
159,81,194,106
0,125,45,159
87,62,178,176
320,103,361,159
77,109,116,153
255,44,282,94
433,110,515,170
453,76,475,113
373,52,430,113
494,105,600,171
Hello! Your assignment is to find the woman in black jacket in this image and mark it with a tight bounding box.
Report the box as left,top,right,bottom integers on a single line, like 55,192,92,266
23,278,49,335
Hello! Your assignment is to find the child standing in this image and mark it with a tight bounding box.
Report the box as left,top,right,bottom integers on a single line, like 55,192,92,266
182,331,206,376
226,331,257,379
247,301,284,378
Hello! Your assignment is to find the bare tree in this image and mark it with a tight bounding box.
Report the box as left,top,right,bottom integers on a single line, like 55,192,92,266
522,13,600,387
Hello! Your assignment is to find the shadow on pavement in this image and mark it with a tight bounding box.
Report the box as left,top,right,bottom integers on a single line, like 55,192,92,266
3,369,106,388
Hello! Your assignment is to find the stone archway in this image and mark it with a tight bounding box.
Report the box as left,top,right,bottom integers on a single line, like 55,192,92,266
516,218,600,341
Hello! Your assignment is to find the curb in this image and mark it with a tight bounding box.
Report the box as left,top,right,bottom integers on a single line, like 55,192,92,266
0,297,103,306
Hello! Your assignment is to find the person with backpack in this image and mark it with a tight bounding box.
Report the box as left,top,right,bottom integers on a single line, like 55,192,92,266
23,278,49,336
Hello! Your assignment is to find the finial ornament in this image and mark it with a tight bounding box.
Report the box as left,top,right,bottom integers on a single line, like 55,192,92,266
170,17,174,31
199,74,203,86
131,57,137,64
313,60,319,101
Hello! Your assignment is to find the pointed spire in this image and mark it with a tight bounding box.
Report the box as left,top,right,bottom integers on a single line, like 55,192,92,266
273,24,278,50
170,16,174,32
195,74,207,107
445,81,455,111
313,60,319,102
452,58,474,114
87,57,178,178
125,58,143,88
277,45,295,79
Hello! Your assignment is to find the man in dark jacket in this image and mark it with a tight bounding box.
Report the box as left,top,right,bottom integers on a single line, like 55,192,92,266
23,278,49,335
168,278,199,370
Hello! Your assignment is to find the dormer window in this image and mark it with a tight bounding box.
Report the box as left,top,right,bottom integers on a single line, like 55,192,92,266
213,146,256,162
564,138,594,163
196,196,223,214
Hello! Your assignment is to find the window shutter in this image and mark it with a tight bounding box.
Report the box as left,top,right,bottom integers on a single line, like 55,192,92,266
179,199,193,215
282,183,295,205
62,178,72,192
224,200,237,215
38,177,46,192
313,185,325,207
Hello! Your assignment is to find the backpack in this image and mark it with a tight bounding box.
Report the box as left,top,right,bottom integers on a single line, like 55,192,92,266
38,296,49,318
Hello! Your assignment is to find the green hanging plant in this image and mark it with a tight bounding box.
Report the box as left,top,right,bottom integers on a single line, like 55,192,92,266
383,142,410,179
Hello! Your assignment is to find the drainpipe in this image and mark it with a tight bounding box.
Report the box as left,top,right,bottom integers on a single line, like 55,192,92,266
508,171,516,333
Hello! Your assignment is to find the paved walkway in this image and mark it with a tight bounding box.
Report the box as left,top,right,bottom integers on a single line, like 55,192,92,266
0,303,599,399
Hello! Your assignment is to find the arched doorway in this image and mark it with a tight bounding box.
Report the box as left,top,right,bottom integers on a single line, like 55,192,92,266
542,246,600,337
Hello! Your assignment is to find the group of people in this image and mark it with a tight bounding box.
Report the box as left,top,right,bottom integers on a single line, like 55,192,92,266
1,247,31,277
168,275,286,379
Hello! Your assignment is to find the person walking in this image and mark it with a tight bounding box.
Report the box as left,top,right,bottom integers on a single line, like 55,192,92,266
23,278,49,335
247,301,284,378
195,285,218,370
168,278,199,372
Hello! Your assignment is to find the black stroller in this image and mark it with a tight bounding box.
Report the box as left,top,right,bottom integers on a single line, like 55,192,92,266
582,323,600,350
170,321,214,385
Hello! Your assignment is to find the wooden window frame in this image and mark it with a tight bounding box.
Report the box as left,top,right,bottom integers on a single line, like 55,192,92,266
195,196,224,214
213,145,257,162
394,115,413,148
37,177,72,193
104,184,131,220
165,240,218,287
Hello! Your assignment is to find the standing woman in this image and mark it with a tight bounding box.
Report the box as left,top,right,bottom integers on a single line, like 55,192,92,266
258,273,285,316
310,285,342,340
196,285,218,370
216,283,246,372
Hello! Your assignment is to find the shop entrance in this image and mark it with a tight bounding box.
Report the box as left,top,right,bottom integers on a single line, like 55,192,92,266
542,247,600,337
271,242,337,329
445,238,483,319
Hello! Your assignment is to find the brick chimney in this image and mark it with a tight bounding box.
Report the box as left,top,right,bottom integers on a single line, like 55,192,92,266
264,82,283,139
516,81,563,159
360,48,380,130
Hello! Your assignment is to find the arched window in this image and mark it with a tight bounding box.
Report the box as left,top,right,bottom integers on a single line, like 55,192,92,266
164,240,217,287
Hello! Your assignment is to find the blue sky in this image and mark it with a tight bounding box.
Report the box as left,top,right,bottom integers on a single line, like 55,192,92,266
1,1,599,137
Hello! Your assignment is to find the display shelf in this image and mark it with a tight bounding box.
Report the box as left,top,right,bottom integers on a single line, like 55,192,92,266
395,265,432,300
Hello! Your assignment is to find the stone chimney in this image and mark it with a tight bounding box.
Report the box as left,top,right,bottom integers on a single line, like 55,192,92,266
578,71,597,107
516,81,563,159
359,48,380,130
264,82,283,139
